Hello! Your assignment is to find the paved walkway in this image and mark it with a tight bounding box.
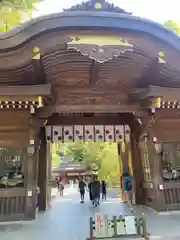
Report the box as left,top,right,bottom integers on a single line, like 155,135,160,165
1,186,180,240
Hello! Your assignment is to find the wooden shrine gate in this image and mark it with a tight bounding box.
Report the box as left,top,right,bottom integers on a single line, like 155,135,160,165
2,0,180,223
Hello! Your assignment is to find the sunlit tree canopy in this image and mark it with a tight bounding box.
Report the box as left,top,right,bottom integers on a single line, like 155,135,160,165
0,0,39,32
52,142,121,187
164,20,180,35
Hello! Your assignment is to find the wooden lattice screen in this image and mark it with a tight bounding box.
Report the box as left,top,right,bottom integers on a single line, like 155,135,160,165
0,148,27,221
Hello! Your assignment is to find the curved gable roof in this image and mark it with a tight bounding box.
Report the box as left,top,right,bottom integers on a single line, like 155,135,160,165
0,11,180,51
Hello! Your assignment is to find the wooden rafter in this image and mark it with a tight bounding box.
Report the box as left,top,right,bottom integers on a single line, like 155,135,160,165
89,60,100,85
137,58,159,87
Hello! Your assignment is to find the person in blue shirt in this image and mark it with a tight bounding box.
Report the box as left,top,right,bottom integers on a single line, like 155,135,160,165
123,171,133,212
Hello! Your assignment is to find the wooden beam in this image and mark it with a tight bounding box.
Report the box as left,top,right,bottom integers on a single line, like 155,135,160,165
156,108,180,119
146,86,180,101
47,114,131,125
89,61,100,85
0,126,29,131
129,88,148,101
0,84,51,97
56,86,127,94
53,104,141,113
130,85,180,102
37,106,53,118
132,108,178,121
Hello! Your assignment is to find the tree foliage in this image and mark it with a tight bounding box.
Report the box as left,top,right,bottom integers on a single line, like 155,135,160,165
56,142,120,187
164,20,180,35
51,144,62,168
0,0,38,32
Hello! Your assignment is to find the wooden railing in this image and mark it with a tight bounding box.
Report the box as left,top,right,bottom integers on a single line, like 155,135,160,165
163,182,180,209
0,188,26,221
0,196,25,215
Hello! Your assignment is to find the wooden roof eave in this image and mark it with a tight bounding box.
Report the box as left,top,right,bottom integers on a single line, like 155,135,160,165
1,12,180,52
130,85,180,102
0,84,52,98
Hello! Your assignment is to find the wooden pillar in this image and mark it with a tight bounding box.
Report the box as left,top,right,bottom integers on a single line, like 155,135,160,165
46,142,52,207
25,117,39,219
147,133,161,186
117,142,124,201
147,131,165,210
129,115,146,206
38,127,48,211
130,131,144,205
117,141,129,201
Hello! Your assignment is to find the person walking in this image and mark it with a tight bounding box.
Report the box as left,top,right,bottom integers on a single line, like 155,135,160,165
88,177,93,202
56,177,60,190
59,182,64,196
79,176,86,203
101,180,107,200
123,171,133,212
91,175,100,207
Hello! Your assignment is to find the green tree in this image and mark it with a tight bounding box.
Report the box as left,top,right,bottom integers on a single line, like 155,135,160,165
164,20,180,35
57,142,121,187
83,142,105,167
64,142,87,162
0,0,38,32
98,143,120,186
52,144,61,169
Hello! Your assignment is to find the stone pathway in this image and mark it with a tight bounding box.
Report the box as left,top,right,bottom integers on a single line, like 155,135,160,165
1,187,180,240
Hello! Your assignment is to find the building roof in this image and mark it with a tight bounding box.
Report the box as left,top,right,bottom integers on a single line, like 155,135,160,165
0,11,179,50
53,162,88,173
0,6,180,110
0,11,179,87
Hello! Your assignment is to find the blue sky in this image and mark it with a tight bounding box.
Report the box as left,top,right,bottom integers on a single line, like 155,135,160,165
33,0,180,24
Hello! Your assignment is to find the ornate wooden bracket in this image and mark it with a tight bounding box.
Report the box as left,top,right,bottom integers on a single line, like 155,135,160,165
67,35,134,63
129,86,165,111
139,114,158,141
89,61,100,85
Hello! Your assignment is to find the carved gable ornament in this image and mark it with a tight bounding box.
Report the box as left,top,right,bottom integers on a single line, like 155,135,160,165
67,35,134,63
